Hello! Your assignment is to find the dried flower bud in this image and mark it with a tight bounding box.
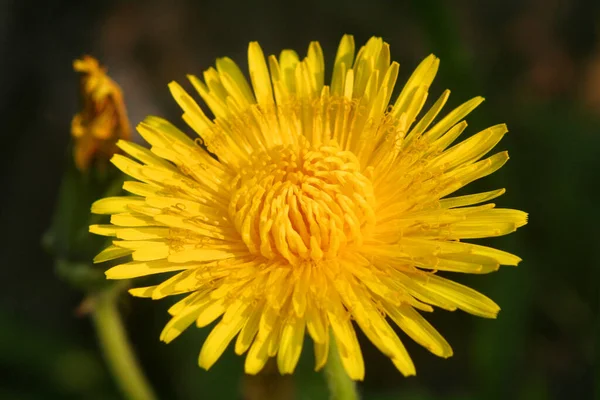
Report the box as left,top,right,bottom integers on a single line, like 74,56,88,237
71,56,131,171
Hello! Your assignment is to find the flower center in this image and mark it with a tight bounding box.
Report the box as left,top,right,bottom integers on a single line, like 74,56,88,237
229,142,376,265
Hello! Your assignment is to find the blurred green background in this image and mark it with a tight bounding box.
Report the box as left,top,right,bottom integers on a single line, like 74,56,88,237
0,0,598,399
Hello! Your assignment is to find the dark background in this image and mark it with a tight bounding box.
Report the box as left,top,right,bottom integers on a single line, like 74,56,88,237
0,0,598,399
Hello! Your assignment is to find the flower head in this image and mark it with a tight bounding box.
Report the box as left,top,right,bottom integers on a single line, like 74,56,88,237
90,35,527,379
72,56,131,171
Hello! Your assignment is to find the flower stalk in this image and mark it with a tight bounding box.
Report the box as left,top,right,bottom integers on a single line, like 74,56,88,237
324,333,360,400
92,283,157,400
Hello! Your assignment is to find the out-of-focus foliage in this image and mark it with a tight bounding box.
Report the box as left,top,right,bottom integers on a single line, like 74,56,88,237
0,0,597,399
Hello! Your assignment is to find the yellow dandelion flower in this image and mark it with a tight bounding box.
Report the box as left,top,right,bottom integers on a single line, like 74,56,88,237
90,35,527,380
72,56,131,171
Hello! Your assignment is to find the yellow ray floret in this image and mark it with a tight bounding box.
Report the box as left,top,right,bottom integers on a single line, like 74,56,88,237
90,35,527,380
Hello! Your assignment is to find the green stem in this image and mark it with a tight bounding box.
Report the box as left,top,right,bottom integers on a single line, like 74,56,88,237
92,284,157,400
324,333,359,400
